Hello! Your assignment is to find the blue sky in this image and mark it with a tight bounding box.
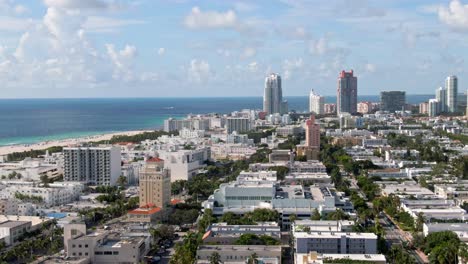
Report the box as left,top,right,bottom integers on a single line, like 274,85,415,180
0,0,467,98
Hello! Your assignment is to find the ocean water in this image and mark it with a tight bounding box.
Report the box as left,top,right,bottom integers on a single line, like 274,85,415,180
0,95,433,146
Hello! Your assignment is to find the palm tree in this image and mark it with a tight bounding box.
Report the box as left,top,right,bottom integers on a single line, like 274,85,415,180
289,214,297,223
247,253,258,264
311,208,321,220
328,209,347,221
414,212,425,232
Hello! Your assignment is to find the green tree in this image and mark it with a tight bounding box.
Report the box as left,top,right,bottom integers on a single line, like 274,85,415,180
40,174,49,187
414,212,424,232
311,208,321,220
117,175,127,189
423,231,460,254
289,214,297,223
326,209,348,220
268,166,289,180
429,242,459,264
209,251,222,264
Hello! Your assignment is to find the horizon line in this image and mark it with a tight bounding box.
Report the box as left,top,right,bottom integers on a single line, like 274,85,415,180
0,94,435,100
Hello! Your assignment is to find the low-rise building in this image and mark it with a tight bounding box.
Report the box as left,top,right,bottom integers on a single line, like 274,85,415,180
64,223,151,263
196,245,282,264
201,222,280,245
0,220,31,245
294,231,378,254
296,252,386,264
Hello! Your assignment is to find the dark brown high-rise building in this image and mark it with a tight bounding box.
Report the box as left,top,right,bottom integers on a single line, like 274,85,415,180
337,70,357,115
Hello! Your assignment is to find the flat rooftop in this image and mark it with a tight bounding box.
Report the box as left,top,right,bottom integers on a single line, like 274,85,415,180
294,232,377,239
0,220,30,228
197,245,281,252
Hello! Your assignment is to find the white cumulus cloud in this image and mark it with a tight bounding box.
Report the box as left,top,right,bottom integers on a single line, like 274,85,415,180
157,47,165,56
283,58,303,80
309,37,328,55
438,0,468,30
188,59,212,83
241,47,256,58
365,63,376,73
184,6,237,29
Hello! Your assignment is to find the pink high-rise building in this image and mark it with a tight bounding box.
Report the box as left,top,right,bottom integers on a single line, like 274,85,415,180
305,115,320,148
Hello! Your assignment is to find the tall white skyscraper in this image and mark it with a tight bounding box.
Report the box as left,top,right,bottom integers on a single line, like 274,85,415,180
263,73,287,114
309,90,324,115
446,75,458,113
435,87,447,113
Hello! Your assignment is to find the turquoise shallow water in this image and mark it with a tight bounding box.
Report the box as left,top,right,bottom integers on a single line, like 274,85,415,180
0,96,433,146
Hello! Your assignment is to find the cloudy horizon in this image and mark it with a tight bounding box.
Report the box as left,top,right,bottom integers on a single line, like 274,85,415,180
0,0,467,98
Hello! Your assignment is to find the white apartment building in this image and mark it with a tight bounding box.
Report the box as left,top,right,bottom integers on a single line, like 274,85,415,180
0,199,18,215
309,90,325,115
226,117,251,133
434,183,468,203
294,232,378,254
0,182,84,207
158,147,210,182
210,144,257,161
202,222,280,244
226,132,254,145
196,245,282,264
0,221,32,245
276,125,304,137
296,252,386,264
63,146,121,186
164,117,210,132
292,220,355,233
179,128,205,138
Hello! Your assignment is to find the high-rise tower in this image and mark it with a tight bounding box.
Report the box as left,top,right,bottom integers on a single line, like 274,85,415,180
380,91,406,112
436,87,447,113
309,90,325,115
446,75,458,113
263,73,287,114
337,70,358,115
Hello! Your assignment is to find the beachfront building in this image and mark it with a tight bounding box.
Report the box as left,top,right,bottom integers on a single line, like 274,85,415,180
164,116,210,132
309,90,324,115
226,117,251,134
63,146,121,186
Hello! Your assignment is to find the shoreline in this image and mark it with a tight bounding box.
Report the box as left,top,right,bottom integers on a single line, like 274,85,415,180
0,130,153,156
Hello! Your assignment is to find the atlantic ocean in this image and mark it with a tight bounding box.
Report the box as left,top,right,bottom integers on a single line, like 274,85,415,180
0,95,433,146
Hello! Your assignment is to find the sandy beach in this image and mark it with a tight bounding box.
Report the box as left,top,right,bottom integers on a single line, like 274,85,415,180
0,130,152,156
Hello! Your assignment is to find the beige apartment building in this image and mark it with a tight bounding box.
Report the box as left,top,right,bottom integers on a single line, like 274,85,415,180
139,157,171,209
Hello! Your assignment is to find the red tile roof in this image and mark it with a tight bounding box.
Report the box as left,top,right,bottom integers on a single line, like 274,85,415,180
170,199,183,205
128,207,162,215
147,157,164,162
